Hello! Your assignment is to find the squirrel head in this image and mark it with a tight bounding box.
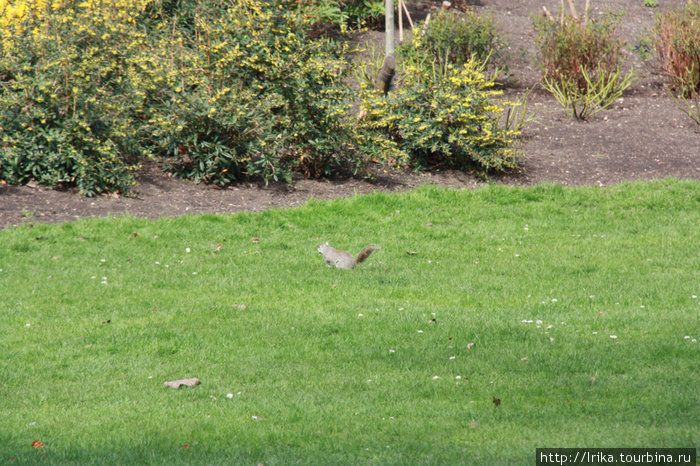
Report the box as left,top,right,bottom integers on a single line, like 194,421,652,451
317,242,330,254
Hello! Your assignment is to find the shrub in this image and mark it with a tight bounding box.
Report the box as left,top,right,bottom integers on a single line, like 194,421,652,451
654,0,700,98
0,0,373,194
355,11,518,175
358,57,519,175
533,3,635,119
400,9,503,71
290,0,384,35
145,0,368,184
0,0,149,196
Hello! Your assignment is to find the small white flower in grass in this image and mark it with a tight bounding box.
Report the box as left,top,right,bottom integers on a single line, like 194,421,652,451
100,259,106,263
692,295,697,299
25,323,31,327
449,356,456,360
251,416,258,421
692,339,697,343
610,335,617,339
358,313,363,317
417,330,423,333
684,336,690,339
547,325,553,329
185,248,191,253
155,261,160,265
593,331,598,334
536,320,543,324
399,307,404,311
551,299,558,303
366,379,372,383
389,349,395,353
455,376,462,380
432,376,439,380
192,272,197,275
549,337,554,342
227,393,234,399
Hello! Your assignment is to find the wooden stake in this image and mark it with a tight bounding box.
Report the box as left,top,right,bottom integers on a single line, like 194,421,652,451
559,0,564,25
398,0,403,42
402,0,414,29
542,6,554,21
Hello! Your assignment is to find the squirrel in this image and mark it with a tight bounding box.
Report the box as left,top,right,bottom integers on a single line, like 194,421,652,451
317,242,380,269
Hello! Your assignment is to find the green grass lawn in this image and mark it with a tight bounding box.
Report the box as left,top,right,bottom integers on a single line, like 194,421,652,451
1,179,698,464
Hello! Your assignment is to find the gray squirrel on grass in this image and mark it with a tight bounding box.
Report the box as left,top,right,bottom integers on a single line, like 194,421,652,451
317,242,380,269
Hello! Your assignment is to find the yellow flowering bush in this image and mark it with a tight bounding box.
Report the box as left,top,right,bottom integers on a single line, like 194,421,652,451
148,0,368,184
359,57,519,174
0,0,150,195
0,0,371,194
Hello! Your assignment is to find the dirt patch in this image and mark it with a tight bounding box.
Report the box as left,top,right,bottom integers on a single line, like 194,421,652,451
1,0,698,229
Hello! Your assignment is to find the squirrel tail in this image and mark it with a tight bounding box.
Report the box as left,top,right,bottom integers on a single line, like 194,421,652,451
355,245,380,264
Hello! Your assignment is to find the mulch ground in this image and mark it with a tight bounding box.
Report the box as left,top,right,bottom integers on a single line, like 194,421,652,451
1,0,699,229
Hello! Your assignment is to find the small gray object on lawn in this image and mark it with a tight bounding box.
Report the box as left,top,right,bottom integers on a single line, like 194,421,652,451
164,378,201,388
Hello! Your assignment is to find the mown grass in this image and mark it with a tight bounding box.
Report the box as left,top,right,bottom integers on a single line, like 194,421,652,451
1,179,698,464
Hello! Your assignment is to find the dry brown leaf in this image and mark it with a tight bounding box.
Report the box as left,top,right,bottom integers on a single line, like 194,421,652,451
31,440,44,449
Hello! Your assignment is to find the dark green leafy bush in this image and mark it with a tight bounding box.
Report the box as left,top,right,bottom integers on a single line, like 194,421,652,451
400,9,503,71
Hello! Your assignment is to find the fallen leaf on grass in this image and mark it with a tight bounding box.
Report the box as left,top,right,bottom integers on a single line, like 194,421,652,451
31,440,44,449
469,422,479,428
467,342,475,350
179,444,190,449
251,237,260,243
493,397,501,407
164,378,201,388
